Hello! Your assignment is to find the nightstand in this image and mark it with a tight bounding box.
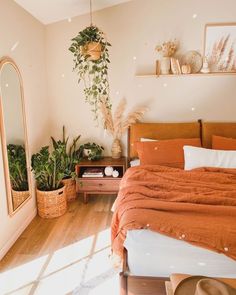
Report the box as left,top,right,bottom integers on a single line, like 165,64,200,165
75,157,127,203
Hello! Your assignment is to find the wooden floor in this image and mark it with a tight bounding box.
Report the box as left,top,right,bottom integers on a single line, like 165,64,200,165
0,194,118,294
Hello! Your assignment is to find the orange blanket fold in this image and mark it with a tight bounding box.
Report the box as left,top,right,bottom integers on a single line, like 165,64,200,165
111,165,236,260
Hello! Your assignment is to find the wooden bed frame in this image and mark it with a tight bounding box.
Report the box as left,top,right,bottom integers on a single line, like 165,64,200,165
120,120,236,295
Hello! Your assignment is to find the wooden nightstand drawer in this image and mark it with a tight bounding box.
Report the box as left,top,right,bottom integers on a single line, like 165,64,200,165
75,157,126,203
77,178,121,192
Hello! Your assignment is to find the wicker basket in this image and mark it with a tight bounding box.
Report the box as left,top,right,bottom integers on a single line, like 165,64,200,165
12,190,29,210
36,186,67,218
62,178,76,202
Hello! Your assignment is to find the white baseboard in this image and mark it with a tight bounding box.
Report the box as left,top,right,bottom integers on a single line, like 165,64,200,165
0,208,37,260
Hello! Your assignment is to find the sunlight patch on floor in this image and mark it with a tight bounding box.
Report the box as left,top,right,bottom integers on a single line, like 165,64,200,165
0,255,48,294
44,235,94,276
0,228,120,295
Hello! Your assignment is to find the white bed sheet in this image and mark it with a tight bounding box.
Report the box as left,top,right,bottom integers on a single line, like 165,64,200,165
124,229,236,278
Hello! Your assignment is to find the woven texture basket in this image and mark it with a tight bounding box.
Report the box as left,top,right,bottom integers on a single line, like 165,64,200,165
12,190,29,210
62,178,76,201
36,186,67,218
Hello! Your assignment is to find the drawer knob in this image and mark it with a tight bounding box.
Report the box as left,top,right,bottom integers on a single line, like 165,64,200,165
99,183,103,186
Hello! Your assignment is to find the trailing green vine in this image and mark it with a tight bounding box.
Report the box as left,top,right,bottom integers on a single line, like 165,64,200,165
69,26,111,121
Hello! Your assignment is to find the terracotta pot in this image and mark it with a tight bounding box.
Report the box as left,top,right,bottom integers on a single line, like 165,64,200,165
36,186,67,219
111,138,122,159
83,42,102,61
62,178,76,202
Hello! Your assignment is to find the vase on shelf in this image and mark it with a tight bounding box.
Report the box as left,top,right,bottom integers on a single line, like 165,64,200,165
160,57,171,74
111,138,122,159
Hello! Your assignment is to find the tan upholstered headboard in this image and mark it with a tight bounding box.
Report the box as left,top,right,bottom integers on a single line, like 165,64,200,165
128,121,201,159
202,122,236,148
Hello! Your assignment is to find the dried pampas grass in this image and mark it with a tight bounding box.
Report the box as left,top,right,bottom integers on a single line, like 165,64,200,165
100,97,148,139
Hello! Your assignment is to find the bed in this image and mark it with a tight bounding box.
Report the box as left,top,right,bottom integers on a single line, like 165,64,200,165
111,120,236,295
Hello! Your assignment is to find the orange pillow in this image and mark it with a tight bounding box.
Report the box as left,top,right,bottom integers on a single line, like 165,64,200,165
212,135,236,150
136,138,201,168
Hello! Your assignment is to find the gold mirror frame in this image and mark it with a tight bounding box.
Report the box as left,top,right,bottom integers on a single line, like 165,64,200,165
0,56,32,216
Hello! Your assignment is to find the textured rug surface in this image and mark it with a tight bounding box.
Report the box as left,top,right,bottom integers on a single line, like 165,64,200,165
72,267,119,295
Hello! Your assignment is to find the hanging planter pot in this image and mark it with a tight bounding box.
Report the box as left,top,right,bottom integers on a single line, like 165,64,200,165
82,41,102,61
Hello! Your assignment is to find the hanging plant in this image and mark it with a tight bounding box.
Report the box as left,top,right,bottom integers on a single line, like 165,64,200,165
69,25,111,121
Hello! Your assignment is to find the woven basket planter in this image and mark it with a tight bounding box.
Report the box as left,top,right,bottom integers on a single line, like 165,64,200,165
62,178,76,202
12,190,29,209
36,186,67,219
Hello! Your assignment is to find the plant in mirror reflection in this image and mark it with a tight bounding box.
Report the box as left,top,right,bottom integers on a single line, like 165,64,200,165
7,144,28,191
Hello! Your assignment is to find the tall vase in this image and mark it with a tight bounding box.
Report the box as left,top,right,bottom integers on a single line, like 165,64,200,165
111,138,122,159
160,57,171,74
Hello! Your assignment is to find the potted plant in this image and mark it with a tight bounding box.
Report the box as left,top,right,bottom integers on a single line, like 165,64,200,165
31,146,66,218
78,142,104,161
100,98,147,158
69,25,111,121
7,144,29,209
155,39,178,74
51,126,81,201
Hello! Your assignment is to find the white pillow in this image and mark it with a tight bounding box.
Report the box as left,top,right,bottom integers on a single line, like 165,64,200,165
130,159,140,167
140,137,158,142
184,146,236,170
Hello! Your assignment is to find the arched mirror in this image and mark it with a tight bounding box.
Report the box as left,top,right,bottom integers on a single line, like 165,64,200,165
0,57,31,215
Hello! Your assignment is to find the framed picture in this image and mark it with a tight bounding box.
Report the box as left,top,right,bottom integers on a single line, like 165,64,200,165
204,23,236,73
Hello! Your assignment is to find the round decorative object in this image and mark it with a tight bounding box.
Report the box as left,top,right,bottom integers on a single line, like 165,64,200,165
181,64,191,74
104,166,114,177
181,51,203,73
112,170,119,178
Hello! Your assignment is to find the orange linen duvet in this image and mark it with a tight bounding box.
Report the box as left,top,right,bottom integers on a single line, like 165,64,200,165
111,165,236,260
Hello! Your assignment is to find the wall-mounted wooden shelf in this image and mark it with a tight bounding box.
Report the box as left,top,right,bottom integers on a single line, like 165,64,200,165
135,72,236,78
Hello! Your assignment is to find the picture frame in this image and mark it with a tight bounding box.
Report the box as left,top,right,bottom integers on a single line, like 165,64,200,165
204,23,236,73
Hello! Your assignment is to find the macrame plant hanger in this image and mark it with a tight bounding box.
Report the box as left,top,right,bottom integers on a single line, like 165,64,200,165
89,0,93,26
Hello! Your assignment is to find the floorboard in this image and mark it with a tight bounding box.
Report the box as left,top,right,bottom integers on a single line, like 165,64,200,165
0,195,118,295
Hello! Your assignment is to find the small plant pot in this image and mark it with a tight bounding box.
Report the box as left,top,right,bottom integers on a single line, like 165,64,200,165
36,186,67,219
12,189,29,210
111,138,122,159
62,178,76,202
83,42,102,61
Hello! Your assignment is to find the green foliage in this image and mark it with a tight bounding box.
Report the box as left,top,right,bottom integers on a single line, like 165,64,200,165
7,144,28,191
51,126,81,179
31,146,65,191
78,142,104,161
69,25,111,121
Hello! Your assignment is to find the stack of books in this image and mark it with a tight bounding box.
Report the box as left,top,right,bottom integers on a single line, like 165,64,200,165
82,168,104,178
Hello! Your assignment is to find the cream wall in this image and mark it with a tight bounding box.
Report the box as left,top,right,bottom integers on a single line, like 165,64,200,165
0,0,236,259
0,0,50,258
46,0,236,154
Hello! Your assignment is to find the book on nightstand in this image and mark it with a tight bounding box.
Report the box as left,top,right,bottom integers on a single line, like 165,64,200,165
82,168,104,178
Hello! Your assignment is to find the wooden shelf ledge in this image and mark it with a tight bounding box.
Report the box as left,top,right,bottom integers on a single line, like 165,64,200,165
135,72,236,78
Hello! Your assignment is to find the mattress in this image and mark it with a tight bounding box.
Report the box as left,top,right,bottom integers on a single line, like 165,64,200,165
124,229,236,278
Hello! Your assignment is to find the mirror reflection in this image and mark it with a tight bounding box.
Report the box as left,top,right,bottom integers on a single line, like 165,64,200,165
0,59,30,213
